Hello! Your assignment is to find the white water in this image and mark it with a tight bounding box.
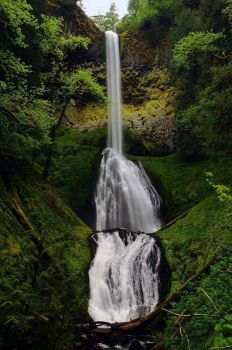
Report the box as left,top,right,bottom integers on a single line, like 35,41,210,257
106,31,122,155
89,231,161,323
88,31,162,324
95,148,161,233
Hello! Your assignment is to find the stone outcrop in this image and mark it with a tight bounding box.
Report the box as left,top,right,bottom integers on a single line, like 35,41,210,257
47,0,103,60
64,66,176,155
121,30,155,66
123,112,176,155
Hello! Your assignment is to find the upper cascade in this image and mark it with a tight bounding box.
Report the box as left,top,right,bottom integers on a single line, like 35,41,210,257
106,31,123,155
95,31,162,233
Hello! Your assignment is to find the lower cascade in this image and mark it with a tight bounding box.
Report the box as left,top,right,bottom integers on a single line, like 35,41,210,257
89,231,161,323
88,31,163,324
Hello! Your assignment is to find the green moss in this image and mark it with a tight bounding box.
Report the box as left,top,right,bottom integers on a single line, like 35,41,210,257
138,151,232,349
132,152,232,220
49,129,105,226
150,247,232,350
0,173,91,349
65,104,107,128
57,125,104,148
158,195,231,291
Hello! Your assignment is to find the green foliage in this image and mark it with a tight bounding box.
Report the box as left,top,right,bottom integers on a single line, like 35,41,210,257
133,152,232,220
0,0,105,162
93,2,120,31
0,44,54,157
169,1,232,157
214,315,232,348
173,31,224,68
39,15,90,55
0,90,53,158
0,0,38,48
206,172,232,210
0,175,91,349
117,0,158,32
223,0,232,21
214,185,232,207
175,53,232,157
117,0,180,33
0,50,31,79
39,14,105,110
61,69,106,104
152,249,232,349
128,0,141,14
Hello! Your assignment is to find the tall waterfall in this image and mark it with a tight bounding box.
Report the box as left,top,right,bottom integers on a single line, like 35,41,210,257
106,31,122,155
88,31,162,324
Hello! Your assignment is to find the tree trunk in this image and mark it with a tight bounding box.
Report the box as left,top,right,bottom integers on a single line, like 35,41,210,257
43,102,68,180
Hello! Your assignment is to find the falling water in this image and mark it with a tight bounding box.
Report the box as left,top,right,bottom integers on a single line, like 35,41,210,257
89,231,161,323
88,31,162,324
106,31,122,155
95,148,161,233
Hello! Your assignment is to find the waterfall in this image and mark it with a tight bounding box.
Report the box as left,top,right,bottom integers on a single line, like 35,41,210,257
95,148,161,233
89,232,161,323
88,31,162,324
106,31,122,155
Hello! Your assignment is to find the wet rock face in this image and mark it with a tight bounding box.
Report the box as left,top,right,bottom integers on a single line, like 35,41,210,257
121,65,175,104
64,65,176,155
121,30,155,66
150,115,176,154
121,66,176,155
124,114,176,155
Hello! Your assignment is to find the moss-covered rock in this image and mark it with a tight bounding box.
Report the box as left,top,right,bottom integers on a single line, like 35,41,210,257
150,196,232,349
120,30,155,66
0,166,91,349
50,130,104,227
133,152,232,221
159,195,231,291
65,104,107,132
63,66,176,155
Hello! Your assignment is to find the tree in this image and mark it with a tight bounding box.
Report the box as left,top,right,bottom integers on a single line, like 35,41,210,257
173,31,224,68
77,0,84,9
117,0,158,32
92,2,120,31
173,25,231,157
39,16,106,178
128,0,141,14
0,0,53,159
0,0,106,166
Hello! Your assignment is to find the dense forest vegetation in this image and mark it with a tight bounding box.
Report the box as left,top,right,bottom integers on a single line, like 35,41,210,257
95,0,232,158
0,0,231,349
